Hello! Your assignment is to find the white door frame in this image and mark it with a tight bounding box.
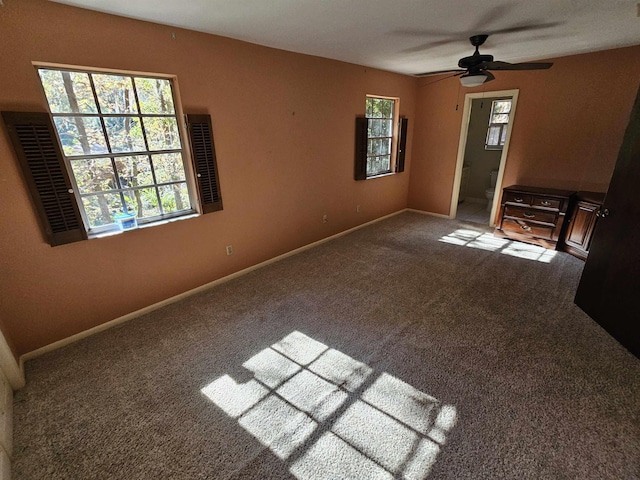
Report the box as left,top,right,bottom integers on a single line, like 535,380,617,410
449,89,519,226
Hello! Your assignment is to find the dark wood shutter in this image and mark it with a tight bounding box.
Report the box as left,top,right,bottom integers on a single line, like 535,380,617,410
395,117,408,173
355,117,368,181
2,111,86,246
186,114,223,214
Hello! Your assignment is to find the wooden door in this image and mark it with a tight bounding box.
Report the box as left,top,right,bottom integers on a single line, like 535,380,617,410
574,84,640,358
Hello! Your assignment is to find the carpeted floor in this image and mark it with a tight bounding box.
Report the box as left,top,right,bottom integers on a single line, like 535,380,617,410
13,212,640,479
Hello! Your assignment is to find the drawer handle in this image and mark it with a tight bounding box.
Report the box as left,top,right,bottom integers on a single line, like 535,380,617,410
514,197,524,203
541,200,551,206
523,212,535,219
520,225,532,231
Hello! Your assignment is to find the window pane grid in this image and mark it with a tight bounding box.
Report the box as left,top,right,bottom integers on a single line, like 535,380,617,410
77,179,188,196
39,67,193,230
486,99,512,149
365,97,395,177
60,148,182,161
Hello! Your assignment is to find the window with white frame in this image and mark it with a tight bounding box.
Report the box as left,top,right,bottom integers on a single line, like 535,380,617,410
485,99,512,150
365,96,396,176
36,67,195,234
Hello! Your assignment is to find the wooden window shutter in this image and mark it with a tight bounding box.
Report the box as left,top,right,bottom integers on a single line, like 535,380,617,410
395,117,408,173
2,111,86,246
186,114,223,214
354,117,368,181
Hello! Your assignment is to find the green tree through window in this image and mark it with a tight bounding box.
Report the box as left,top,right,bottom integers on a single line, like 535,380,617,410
37,67,193,232
365,97,395,176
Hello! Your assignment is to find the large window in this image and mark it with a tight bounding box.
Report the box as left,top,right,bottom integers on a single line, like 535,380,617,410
365,96,396,176
37,67,194,234
485,99,512,150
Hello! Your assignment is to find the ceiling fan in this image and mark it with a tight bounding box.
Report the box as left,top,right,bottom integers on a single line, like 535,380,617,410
417,34,553,87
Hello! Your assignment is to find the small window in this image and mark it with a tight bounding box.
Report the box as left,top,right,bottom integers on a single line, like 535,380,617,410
365,96,396,176
485,99,512,150
36,67,196,234
354,97,407,181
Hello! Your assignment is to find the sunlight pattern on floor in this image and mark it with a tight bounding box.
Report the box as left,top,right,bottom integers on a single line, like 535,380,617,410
201,331,457,480
439,228,557,263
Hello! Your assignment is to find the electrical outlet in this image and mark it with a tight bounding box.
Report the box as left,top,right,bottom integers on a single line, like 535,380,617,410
322,214,328,224
226,245,233,255
356,204,361,213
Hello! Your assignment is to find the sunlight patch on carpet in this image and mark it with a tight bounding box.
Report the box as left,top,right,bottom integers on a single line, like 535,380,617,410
201,331,457,479
439,228,557,263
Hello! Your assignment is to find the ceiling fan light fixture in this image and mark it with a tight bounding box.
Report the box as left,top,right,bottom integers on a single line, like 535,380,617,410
459,73,488,87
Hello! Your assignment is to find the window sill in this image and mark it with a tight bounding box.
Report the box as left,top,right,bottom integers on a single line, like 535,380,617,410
88,212,200,239
366,171,396,180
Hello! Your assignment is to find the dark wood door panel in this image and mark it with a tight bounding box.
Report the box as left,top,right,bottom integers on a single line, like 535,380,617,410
575,84,640,358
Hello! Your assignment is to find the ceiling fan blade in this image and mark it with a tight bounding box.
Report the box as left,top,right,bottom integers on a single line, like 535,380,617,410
484,71,496,82
402,38,461,54
419,72,462,87
485,21,563,36
480,61,553,70
415,69,465,77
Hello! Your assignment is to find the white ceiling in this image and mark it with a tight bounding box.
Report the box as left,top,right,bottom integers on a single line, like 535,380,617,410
51,0,640,76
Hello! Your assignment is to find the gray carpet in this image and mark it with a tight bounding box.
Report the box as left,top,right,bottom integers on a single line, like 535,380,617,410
13,212,640,479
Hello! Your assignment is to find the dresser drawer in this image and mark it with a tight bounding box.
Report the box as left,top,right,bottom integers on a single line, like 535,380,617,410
503,191,532,206
502,218,554,239
504,206,557,225
532,196,561,210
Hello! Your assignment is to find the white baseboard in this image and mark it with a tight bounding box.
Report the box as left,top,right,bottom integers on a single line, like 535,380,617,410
20,209,407,365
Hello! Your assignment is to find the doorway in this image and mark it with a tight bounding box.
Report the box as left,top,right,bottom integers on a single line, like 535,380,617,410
450,89,519,226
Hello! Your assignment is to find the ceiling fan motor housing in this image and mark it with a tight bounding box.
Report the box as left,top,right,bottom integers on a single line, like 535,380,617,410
458,54,493,70
459,34,492,70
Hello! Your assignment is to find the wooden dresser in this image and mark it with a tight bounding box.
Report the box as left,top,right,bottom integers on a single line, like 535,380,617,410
563,191,606,260
495,185,574,249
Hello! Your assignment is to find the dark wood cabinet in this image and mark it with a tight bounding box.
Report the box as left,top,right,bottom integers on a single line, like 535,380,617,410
563,191,606,260
495,185,574,249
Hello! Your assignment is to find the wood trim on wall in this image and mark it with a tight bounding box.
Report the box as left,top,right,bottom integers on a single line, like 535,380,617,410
20,209,409,364
449,89,519,226
0,328,24,390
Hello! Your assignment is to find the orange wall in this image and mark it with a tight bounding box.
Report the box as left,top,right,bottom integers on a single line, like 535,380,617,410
408,45,640,220
0,0,416,355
